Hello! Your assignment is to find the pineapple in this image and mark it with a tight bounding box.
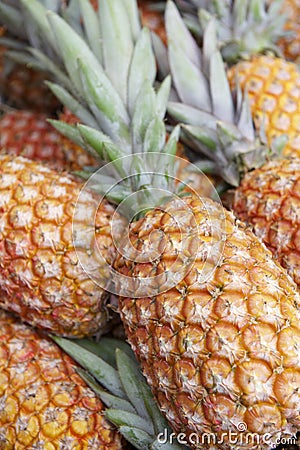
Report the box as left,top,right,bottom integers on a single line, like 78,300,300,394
226,56,300,159
191,0,300,159
166,4,300,289
0,109,99,171
0,153,125,337
0,309,123,449
21,0,300,448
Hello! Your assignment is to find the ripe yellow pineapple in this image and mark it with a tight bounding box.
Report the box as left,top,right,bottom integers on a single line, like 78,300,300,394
191,0,300,159
233,159,300,287
115,195,300,449
0,109,99,172
0,153,125,338
0,309,123,449
22,1,300,447
165,2,300,290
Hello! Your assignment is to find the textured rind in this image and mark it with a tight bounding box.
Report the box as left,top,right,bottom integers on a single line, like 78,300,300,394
0,111,98,172
0,154,124,337
0,309,123,450
233,158,300,288
115,195,300,450
227,55,300,159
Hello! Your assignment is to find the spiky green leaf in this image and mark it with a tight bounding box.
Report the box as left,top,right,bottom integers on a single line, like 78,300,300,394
78,58,130,147
76,368,136,414
0,2,23,35
20,0,57,51
77,337,134,366
99,0,134,103
143,116,166,154
118,426,153,450
166,0,201,68
132,81,157,154
106,410,154,435
163,124,180,157
77,124,124,162
183,125,217,152
46,82,99,128
48,120,86,149
116,349,152,422
168,102,216,128
79,0,102,63
52,337,125,398
209,50,234,122
128,28,156,117
156,76,172,120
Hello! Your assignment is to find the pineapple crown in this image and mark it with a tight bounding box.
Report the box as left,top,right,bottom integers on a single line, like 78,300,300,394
174,0,289,63
19,0,183,214
53,336,187,450
165,1,287,186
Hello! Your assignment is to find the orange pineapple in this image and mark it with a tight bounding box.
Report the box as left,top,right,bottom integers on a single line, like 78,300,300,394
0,109,99,172
0,309,123,449
25,1,300,447
0,153,125,338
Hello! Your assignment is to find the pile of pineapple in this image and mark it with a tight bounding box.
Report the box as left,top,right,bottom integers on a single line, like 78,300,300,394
0,0,299,449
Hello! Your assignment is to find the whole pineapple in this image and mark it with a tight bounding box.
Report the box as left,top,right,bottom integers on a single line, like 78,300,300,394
22,0,300,448
165,2,300,290
0,153,125,337
196,0,300,159
0,309,123,449
0,109,99,171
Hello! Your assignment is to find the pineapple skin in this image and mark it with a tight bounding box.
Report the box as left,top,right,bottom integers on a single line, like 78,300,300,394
115,195,300,449
0,110,98,172
233,158,300,289
0,154,124,338
0,309,123,449
227,55,300,159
